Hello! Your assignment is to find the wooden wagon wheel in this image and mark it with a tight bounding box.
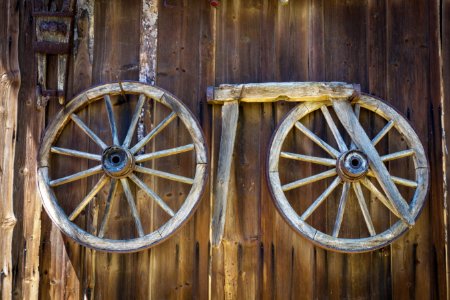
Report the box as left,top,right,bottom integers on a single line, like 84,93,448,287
37,81,208,252
267,94,429,252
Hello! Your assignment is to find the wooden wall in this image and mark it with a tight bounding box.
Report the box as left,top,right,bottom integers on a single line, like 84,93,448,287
4,0,449,299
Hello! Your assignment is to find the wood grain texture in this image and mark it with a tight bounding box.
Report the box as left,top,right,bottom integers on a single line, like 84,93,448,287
12,1,45,299
0,1,19,299
211,101,238,246
148,1,213,298
38,0,94,299
209,81,358,104
212,1,265,298
6,0,449,298
385,1,434,299
441,0,450,298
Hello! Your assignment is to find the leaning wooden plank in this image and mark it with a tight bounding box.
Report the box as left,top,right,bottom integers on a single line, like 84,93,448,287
331,99,415,226
0,0,19,299
211,101,239,246
208,82,359,104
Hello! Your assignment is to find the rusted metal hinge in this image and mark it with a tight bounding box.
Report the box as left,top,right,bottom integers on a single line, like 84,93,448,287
33,0,76,108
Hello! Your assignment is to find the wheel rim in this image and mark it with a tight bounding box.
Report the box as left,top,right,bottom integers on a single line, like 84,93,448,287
37,81,208,252
267,94,429,252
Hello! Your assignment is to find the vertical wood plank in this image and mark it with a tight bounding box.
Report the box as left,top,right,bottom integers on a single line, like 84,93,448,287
91,0,141,299
271,1,316,299
38,0,97,299
213,0,263,298
12,0,44,299
149,0,210,298
321,1,373,298
386,1,433,299
71,1,96,299
306,1,329,298
0,0,19,299
195,2,215,299
135,1,158,299
429,0,449,298
211,101,239,246
441,0,450,298
366,0,393,298
259,2,277,299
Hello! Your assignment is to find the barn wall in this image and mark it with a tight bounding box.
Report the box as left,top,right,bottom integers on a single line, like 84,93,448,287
5,0,448,299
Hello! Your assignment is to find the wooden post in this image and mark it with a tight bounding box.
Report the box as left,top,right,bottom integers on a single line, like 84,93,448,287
211,101,239,246
0,0,20,299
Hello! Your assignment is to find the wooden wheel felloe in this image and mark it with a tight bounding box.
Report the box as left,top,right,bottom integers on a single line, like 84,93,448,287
267,94,429,252
37,81,208,252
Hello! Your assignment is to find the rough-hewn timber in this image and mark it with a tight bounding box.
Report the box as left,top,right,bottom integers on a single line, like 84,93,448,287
0,1,19,299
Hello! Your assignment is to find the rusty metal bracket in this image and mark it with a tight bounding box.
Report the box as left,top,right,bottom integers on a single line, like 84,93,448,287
33,0,76,108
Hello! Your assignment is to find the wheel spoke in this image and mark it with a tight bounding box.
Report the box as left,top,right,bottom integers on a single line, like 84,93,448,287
352,182,376,236
129,174,175,217
70,114,108,150
332,182,350,237
381,149,415,162
390,176,418,188
320,105,348,152
135,144,195,163
372,120,394,146
120,178,145,237
300,177,341,220
98,179,119,238
134,165,194,185
69,175,109,221
130,112,177,154
280,152,336,167
350,104,360,150
360,177,402,219
104,95,119,145
282,168,337,192
295,122,340,158
367,171,417,188
51,146,101,161
49,165,103,187
123,94,146,148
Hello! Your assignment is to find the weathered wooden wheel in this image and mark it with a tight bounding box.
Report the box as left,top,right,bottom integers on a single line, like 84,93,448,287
267,94,429,252
37,81,208,252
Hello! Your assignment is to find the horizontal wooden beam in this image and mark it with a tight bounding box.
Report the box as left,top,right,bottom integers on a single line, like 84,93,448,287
207,82,360,104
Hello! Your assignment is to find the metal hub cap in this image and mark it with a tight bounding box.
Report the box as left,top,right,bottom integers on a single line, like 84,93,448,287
102,146,134,178
337,150,369,182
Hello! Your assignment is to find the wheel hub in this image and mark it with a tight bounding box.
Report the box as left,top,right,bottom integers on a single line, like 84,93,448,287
336,150,369,182
102,146,135,178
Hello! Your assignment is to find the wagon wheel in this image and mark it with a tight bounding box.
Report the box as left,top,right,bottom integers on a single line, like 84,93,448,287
37,81,208,252
267,94,429,252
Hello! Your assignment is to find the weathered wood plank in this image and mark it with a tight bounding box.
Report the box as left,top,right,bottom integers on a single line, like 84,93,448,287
211,101,238,246
89,0,140,298
365,0,393,296
193,2,215,298
209,81,358,104
386,1,433,299
321,1,371,298
440,0,450,298
0,0,19,299
148,0,208,298
213,1,264,298
10,1,45,299
39,0,95,298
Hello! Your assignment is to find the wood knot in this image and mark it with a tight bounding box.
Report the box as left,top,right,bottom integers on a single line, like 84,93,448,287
20,167,29,176
1,216,17,228
0,70,20,86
